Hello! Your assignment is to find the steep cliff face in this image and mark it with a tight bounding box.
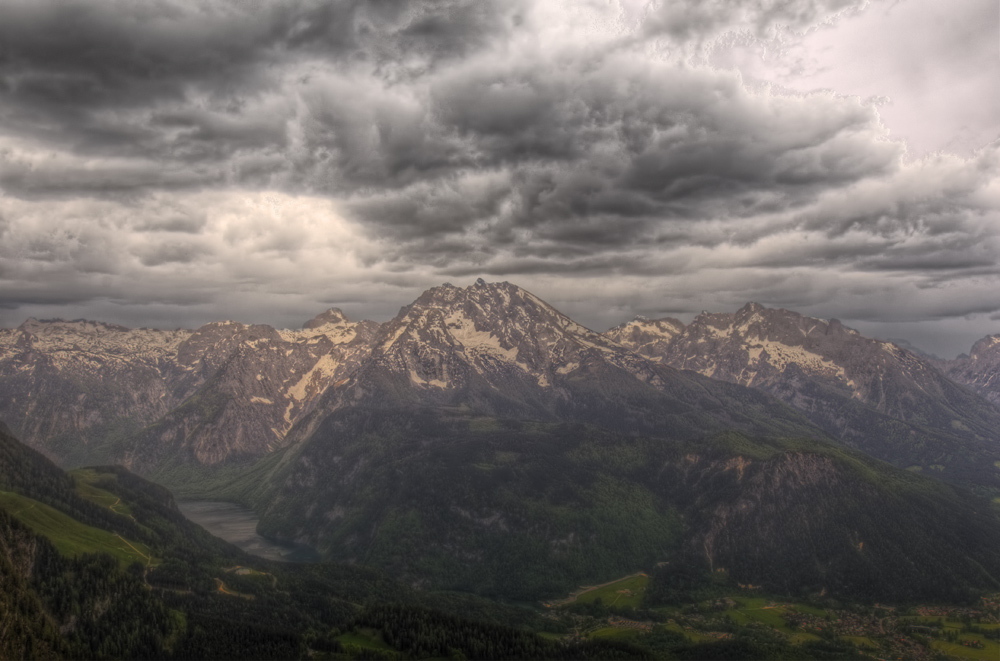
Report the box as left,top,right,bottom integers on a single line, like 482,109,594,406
606,304,1000,488
659,439,1000,601
611,304,957,418
119,311,381,472
941,335,1000,406
0,311,380,470
0,320,190,463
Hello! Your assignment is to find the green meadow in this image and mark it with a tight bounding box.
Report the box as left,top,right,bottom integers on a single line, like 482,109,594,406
931,636,1000,661
0,490,153,565
572,573,649,609
71,468,134,515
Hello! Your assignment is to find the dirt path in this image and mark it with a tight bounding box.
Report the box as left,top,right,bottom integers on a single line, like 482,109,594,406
115,534,152,567
108,497,139,524
214,577,254,600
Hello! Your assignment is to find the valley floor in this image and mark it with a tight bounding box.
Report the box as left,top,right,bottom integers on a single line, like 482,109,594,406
529,577,1000,661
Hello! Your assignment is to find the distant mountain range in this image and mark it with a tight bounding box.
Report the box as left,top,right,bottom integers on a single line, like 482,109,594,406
607,304,1000,489
4,280,1000,600
3,280,999,488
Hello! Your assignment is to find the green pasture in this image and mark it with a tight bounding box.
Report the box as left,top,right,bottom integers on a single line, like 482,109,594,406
721,597,821,643
663,621,713,643
536,631,566,641
932,635,1000,660
0,490,153,565
71,468,133,515
573,573,649,609
590,627,639,640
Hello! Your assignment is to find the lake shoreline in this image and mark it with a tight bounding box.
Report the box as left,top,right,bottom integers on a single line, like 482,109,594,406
177,499,319,563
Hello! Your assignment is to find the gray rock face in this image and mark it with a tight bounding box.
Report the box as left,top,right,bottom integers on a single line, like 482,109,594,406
0,319,191,464
604,304,1000,486
359,280,666,396
288,282,816,443
940,335,1000,407
605,316,685,360
0,312,380,470
613,303,941,418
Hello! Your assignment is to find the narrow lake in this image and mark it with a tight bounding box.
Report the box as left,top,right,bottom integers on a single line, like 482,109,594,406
177,500,319,563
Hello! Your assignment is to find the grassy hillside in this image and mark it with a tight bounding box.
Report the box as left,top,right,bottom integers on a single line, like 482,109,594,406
0,491,154,565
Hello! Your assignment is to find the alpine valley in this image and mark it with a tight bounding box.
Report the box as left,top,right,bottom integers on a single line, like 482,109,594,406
4,281,1000,659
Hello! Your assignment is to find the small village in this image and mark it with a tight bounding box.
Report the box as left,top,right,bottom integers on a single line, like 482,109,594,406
545,576,1000,660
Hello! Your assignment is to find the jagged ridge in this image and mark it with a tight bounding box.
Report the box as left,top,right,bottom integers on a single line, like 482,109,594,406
606,303,1000,490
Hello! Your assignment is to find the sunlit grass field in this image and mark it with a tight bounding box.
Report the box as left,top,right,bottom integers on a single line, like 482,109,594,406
0,490,153,565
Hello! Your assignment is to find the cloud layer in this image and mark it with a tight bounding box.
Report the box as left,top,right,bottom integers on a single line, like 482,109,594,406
0,0,997,356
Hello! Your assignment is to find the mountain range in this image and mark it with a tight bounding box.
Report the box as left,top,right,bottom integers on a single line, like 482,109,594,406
3,280,1000,601
608,305,1000,490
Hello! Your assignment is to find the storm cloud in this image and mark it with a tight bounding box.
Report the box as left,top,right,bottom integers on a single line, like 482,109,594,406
0,0,997,356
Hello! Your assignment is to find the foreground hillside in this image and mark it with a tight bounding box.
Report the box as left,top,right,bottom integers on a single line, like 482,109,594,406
5,420,1000,660
1,422,652,659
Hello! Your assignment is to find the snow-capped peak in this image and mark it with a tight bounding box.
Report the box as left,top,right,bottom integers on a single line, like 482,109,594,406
367,280,637,389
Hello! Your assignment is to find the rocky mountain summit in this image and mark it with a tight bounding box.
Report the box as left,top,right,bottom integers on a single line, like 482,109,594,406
278,280,820,443
342,279,671,404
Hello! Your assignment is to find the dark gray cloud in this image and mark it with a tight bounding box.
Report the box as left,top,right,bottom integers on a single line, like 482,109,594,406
643,0,866,45
0,0,997,357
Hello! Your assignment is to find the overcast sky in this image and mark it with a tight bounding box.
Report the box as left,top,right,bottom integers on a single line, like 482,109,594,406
0,0,997,357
